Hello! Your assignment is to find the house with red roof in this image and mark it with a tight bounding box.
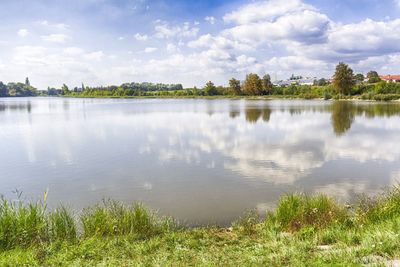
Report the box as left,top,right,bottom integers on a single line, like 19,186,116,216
380,75,400,82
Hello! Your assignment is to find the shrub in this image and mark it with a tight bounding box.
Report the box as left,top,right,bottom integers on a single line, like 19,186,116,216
357,186,400,224
49,206,77,242
233,209,260,235
0,198,48,250
265,194,348,232
80,200,174,238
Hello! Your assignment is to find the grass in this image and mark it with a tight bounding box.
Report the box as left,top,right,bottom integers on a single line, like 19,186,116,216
1,187,400,266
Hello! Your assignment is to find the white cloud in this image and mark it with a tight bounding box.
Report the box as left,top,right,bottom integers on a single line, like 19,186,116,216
144,47,157,53
17,29,29,37
223,0,316,25
134,33,148,41
205,16,216,25
154,21,199,39
41,34,69,43
84,51,104,61
224,9,330,46
166,43,178,53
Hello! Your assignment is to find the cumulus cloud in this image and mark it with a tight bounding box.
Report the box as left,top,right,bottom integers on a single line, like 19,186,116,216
154,21,199,39
134,33,148,41
205,16,216,25
223,0,316,24
17,29,29,37
144,47,157,53
38,20,69,30
2,0,400,88
41,33,69,43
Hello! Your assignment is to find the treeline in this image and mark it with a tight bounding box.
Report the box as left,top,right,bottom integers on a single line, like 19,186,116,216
63,82,184,97
0,78,37,97
67,63,400,100
2,63,400,100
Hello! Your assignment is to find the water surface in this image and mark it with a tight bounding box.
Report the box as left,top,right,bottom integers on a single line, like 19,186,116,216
1,98,400,225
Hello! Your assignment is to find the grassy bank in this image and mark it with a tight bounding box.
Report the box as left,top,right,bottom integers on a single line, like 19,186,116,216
1,188,400,266
62,93,400,102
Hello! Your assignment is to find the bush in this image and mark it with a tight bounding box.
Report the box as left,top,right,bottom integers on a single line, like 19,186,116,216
80,200,175,238
233,209,260,235
373,94,400,101
265,194,348,232
0,198,48,250
357,186,400,224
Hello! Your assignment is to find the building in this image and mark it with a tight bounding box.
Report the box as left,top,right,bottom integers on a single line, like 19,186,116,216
380,75,400,82
273,76,317,86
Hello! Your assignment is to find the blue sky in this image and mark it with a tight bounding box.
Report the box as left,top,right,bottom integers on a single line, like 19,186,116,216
0,0,400,88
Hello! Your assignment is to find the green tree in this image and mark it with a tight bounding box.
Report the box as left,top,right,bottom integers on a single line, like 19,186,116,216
367,71,381,83
333,63,355,95
62,84,70,95
243,73,262,95
204,81,218,96
25,77,30,86
354,73,365,83
261,74,273,95
314,78,328,86
228,78,241,95
0,82,8,97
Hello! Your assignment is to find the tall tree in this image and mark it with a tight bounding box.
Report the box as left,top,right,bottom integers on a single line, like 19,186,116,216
367,71,381,83
333,63,355,95
62,84,70,95
261,74,273,95
228,78,241,95
0,82,8,97
204,81,218,96
243,73,262,95
25,77,30,86
354,73,365,83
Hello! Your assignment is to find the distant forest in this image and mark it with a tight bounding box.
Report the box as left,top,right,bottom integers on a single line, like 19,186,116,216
1,63,400,100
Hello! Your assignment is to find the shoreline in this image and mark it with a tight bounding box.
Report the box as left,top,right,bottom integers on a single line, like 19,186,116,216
1,187,400,265
2,94,400,102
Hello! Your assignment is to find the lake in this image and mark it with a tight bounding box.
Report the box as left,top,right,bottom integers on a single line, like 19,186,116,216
1,97,400,225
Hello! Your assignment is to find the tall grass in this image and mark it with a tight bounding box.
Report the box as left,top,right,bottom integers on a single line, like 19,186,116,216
81,200,176,238
0,198,47,250
357,185,400,224
265,194,349,232
2,186,400,252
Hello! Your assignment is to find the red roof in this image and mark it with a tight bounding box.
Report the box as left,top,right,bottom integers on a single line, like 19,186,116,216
380,75,400,81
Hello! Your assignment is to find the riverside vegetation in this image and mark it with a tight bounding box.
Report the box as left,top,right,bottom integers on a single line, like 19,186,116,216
1,186,400,265
1,63,400,101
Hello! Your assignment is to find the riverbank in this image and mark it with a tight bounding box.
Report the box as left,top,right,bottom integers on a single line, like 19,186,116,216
1,187,400,266
61,93,400,101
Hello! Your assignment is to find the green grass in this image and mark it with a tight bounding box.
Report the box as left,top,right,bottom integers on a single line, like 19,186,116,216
1,187,400,266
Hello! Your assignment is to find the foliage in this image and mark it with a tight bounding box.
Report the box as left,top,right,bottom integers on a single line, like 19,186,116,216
265,194,348,232
3,187,400,265
243,73,263,95
2,64,400,99
81,200,173,238
228,78,241,95
203,81,218,96
261,74,273,95
354,73,365,82
0,82,7,97
333,62,355,95
367,70,381,83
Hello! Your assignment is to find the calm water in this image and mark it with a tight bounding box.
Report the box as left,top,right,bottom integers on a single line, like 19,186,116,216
1,97,400,225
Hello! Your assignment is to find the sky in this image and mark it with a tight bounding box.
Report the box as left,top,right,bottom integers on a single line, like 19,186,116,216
0,0,400,89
